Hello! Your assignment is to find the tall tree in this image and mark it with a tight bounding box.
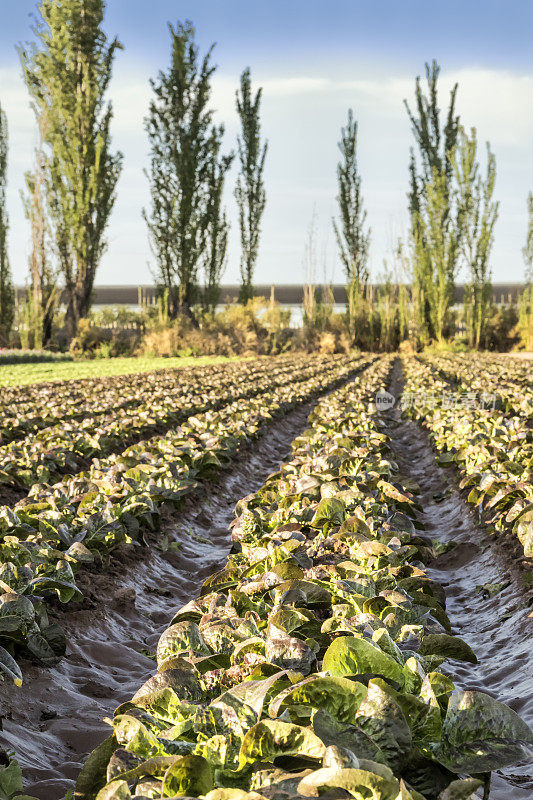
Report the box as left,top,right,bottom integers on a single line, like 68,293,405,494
0,104,14,345
405,60,461,341
454,128,498,349
517,192,533,350
235,68,267,304
22,136,59,347
414,170,462,342
144,21,231,318
19,0,123,339
523,192,533,282
333,108,370,289
201,134,233,314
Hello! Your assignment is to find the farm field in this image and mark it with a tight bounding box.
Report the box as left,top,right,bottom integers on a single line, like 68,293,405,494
1,1,532,798
0,355,239,388
0,352,531,800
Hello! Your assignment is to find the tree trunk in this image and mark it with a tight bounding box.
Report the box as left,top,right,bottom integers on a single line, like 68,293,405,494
64,290,79,341
65,273,93,341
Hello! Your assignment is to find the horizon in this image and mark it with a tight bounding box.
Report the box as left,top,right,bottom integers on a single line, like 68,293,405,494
1,0,532,287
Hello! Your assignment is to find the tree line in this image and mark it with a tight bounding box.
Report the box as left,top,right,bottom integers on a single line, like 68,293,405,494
0,1,267,345
334,61,503,349
0,0,530,350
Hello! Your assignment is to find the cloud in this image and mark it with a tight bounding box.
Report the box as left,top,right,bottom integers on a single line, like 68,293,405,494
217,67,533,147
445,68,533,148
261,76,330,96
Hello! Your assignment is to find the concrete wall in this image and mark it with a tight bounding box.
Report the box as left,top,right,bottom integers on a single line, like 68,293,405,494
15,283,526,306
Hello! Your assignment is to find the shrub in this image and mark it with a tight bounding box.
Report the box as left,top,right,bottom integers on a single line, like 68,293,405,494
0,349,72,365
70,318,141,359
318,331,337,354
138,299,296,358
515,286,533,350
485,305,519,351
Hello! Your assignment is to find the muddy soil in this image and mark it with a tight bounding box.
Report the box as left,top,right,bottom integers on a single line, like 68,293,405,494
0,403,314,800
386,360,533,800
0,484,26,507
2,361,532,800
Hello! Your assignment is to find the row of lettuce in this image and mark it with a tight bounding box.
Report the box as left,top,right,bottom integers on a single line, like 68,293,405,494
0,356,341,445
72,356,532,800
0,356,356,492
420,352,532,418
0,360,250,447
402,356,533,558
0,354,371,684
1,358,243,418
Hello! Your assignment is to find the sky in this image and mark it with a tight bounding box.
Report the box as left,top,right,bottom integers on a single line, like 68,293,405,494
1,0,532,287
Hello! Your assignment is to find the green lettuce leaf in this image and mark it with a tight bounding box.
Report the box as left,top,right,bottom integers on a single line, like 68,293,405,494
323,635,404,686
434,690,533,773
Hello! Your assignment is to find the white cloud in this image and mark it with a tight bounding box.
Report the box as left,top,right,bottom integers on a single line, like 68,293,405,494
446,68,533,147
261,76,330,96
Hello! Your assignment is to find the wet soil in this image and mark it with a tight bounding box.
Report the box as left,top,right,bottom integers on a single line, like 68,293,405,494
386,360,533,800
0,484,26,507
2,361,532,800
0,403,314,800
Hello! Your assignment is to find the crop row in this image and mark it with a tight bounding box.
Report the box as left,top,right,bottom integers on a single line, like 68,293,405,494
0,355,357,493
0,360,238,443
420,352,532,418
74,355,532,800
0,354,372,684
1,357,240,411
402,357,533,557
0,357,324,444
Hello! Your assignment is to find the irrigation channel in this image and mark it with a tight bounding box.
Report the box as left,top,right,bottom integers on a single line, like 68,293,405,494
385,360,533,800
0,402,317,799
0,359,532,800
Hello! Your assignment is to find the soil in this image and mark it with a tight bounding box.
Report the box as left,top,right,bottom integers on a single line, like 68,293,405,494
1,361,532,800
386,359,533,800
0,484,26,507
0,403,314,800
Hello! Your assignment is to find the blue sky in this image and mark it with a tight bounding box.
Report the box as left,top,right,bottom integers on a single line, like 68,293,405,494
1,0,532,286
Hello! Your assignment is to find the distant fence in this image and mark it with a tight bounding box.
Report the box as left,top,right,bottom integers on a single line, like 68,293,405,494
14,283,527,307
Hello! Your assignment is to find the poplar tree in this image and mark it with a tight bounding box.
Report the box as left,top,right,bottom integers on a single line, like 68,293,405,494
19,0,123,339
333,109,370,289
405,61,461,341
523,192,533,280
517,193,533,350
202,134,233,314
455,128,498,349
0,104,14,345
22,141,59,347
235,68,267,304
413,170,461,342
144,21,231,318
